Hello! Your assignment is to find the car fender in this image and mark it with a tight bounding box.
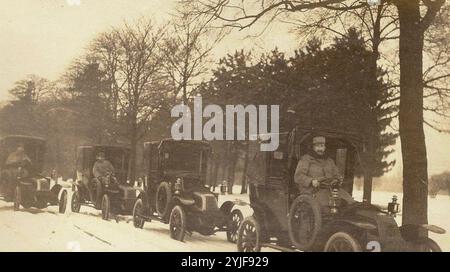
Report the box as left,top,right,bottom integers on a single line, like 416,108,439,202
421,224,446,234
50,183,63,197
248,202,269,226
220,198,249,214
219,201,235,215
333,219,377,231
400,224,446,242
137,192,151,210
55,186,66,200
172,195,196,206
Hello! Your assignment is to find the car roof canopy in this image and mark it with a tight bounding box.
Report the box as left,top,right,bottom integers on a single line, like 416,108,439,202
293,126,364,150
144,139,211,152
1,135,46,144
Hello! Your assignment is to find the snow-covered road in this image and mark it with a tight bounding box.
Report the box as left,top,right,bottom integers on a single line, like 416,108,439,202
0,189,449,252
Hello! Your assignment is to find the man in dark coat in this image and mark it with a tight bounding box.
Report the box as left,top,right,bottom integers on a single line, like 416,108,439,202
294,136,355,205
84,152,116,204
3,144,32,200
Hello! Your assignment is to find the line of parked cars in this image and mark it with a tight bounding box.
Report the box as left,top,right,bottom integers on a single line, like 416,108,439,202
0,127,446,251
0,134,243,245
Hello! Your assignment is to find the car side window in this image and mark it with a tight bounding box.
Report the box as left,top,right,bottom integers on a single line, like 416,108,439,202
149,145,158,171
335,148,347,176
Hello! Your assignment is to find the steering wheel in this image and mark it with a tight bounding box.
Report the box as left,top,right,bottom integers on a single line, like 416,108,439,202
317,177,343,189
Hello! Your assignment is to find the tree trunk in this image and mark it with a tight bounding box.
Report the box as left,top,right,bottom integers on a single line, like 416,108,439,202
396,0,428,226
363,172,373,203
240,142,250,194
129,121,138,186
228,147,237,195
211,159,218,191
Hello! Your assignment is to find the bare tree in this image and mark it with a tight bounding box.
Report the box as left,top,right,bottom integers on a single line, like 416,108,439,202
162,1,227,104
422,3,450,132
9,74,53,104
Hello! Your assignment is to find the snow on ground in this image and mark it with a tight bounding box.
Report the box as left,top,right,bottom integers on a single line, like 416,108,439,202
0,186,449,252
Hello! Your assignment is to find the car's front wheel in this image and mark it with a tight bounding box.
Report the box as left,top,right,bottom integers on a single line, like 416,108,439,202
133,198,145,229
59,190,68,214
226,209,243,243
288,194,322,251
13,186,21,211
169,205,186,241
237,216,262,252
414,237,442,252
324,232,362,252
71,191,81,213
101,194,110,221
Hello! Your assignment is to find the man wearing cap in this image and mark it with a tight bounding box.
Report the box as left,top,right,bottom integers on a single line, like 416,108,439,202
294,136,355,205
89,152,116,204
5,144,32,168
2,144,32,201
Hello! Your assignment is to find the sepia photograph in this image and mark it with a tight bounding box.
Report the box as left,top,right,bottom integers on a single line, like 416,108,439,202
0,0,449,255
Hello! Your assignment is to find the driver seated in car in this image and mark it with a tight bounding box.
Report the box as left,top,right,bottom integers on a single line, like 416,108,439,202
294,136,355,206
6,144,32,169
3,144,32,200
87,152,118,202
93,152,116,186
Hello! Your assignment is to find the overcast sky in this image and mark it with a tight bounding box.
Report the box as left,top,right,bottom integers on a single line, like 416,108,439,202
0,0,448,176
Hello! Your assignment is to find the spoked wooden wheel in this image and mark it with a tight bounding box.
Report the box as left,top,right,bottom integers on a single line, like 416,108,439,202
237,216,262,252
226,209,243,243
324,232,362,252
13,186,21,211
288,195,322,251
415,237,442,252
133,198,145,229
169,205,186,241
101,194,111,221
71,191,81,213
59,190,68,214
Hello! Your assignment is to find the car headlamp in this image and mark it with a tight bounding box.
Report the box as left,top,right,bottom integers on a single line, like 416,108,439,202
220,180,228,195
329,188,339,214
174,177,184,194
388,195,400,216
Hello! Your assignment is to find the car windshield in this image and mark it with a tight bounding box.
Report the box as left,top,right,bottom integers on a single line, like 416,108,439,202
1,138,45,173
94,148,130,184
162,143,205,173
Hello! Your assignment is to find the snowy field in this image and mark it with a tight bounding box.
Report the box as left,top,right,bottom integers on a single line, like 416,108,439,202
0,185,449,252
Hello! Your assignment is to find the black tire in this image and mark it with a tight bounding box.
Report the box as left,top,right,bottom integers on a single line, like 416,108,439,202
13,186,21,211
237,216,262,252
101,194,110,220
415,237,442,252
324,232,362,252
94,179,103,209
71,191,81,213
59,190,68,214
288,194,322,251
169,205,186,242
133,198,146,229
156,182,172,219
226,209,243,243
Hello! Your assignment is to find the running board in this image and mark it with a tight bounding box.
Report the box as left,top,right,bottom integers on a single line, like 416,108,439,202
261,243,299,252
